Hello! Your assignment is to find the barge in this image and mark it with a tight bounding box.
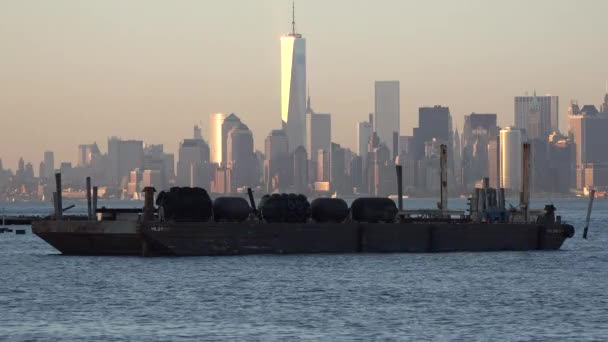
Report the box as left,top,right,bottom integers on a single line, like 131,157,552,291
32,143,576,256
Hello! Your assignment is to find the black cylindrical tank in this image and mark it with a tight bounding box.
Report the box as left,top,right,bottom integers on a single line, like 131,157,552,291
311,198,349,223
213,197,251,222
350,197,398,223
259,193,310,223
157,187,212,222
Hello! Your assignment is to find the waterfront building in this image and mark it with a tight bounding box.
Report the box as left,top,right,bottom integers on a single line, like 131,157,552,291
212,166,232,194
569,94,608,190
142,170,162,190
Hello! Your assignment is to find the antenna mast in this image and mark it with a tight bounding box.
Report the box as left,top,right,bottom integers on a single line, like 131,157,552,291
292,0,296,35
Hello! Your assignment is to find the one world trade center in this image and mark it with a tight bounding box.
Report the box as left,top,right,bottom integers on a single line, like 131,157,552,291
280,2,306,153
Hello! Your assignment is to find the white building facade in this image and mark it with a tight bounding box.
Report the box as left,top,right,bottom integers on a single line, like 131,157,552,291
209,113,225,164
500,127,522,191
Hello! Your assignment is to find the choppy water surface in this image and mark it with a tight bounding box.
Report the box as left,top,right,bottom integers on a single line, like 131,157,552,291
1,198,607,341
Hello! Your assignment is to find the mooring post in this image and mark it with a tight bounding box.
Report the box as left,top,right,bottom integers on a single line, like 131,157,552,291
92,187,98,221
583,189,596,240
52,192,57,217
440,144,448,215
143,187,156,222
396,164,403,211
55,173,63,219
86,177,92,220
522,143,531,222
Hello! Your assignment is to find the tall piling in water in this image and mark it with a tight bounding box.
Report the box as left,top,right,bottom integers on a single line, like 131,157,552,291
396,164,403,211
583,189,596,239
92,186,98,221
55,173,62,219
440,144,448,215
521,143,531,222
86,177,92,220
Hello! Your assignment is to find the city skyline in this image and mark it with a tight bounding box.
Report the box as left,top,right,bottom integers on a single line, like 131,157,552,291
2,0,608,168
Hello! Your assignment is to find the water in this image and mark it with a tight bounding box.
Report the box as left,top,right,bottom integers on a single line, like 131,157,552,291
1,198,607,341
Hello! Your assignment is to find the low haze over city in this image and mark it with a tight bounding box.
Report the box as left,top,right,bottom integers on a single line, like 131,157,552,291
1,0,608,200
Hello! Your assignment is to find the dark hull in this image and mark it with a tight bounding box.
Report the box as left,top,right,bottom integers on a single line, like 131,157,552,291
32,220,171,256
140,222,575,256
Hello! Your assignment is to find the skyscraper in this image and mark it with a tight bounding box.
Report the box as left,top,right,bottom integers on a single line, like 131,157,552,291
569,98,608,190
281,3,306,153
226,123,255,189
264,129,290,192
193,125,202,140
221,113,242,164
413,106,450,161
500,127,522,191
209,113,225,164
514,93,559,138
357,121,372,162
177,138,211,188
293,146,308,194
330,143,346,193
43,151,54,179
108,137,144,186
487,138,500,189
306,112,331,174
374,81,400,155
77,143,100,167
460,113,499,188
143,144,174,191
601,85,608,114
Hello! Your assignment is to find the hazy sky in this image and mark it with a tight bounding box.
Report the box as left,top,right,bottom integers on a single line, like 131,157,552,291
1,0,608,170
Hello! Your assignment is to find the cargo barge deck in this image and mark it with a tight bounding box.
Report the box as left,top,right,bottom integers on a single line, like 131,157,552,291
31,143,579,257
